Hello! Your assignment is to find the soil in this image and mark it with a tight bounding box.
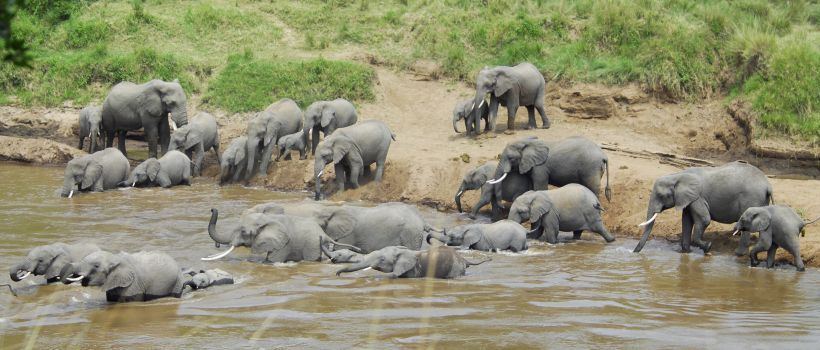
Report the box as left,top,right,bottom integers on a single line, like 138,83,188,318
1,67,818,266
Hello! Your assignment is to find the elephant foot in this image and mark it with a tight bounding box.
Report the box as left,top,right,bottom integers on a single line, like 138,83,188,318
797,266,805,272
525,125,534,130
541,124,550,129
750,260,759,267
734,247,749,257
503,130,515,135
680,247,692,253
700,241,712,254
604,237,616,243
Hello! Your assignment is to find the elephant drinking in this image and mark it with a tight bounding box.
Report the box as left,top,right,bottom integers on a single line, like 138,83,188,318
61,148,130,198
9,243,100,283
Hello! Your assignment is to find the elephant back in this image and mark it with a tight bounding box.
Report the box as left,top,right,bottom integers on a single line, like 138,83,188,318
546,136,606,189
91,148,130,189
130,251,183,298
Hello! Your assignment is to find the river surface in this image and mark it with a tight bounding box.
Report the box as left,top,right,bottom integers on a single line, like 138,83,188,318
0,163,818,349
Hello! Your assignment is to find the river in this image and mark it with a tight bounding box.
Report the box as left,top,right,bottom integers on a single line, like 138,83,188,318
0,163,818,349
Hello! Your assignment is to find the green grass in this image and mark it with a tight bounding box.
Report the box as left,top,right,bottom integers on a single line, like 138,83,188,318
1,0,818,141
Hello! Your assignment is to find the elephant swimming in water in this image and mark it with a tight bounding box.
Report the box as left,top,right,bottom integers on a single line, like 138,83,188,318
333,246,491,279
427,220,530,252
61,148,130,198
9,243,100,283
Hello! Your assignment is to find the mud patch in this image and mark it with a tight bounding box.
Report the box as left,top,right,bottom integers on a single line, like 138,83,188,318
0,136,86,164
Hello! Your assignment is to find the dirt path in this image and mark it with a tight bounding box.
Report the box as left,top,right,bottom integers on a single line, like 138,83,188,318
2,66,818,267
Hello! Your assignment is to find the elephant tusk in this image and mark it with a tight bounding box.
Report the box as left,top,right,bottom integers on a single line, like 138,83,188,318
68,190,74,198
638,213,659,227
17,271,31,280
487,172,507,184
132,181,136,187
478,99,485,109
202,246,234,261
317,170,324,178
170,120,178,131
733,229,740,236
456,190,463,197
66,275,84,282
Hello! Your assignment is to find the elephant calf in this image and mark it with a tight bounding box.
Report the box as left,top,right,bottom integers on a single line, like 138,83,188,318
184,268,235,291
453,98,489,135
334,246,491,279
456,162,531,220
78,106,103,153
119,150,192,188
735,206,819,272
169,111,220,176
276,129,308,161
219,136,248,185
509,185,614,244
61,148,130,198
9,243,100,283
428,220,530,252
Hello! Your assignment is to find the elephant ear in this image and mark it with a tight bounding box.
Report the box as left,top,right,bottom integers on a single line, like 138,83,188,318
673,173,702,211
320,108,335,128
332,138,353,164
184,129,202,150
520,141,549,174
751,211,771,232
81,161,103,190
530,194,554,224
235,142,247,161
461,227,483,248
263,118,279,147
253,223,290,255
391,251,418,277
44,251,69,279
146,159,161,182
493,72,513,97
324,208,357,240
102,260,135,291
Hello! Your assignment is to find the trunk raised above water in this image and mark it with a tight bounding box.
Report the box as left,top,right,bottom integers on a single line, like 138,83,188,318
207,209,232,247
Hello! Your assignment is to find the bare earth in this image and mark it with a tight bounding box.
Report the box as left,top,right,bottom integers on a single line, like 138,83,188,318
1,67,818,266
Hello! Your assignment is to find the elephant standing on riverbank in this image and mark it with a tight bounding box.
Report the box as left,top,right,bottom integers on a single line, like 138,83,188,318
334,246,490,279
246,99,303,178
453,98,489,135
633,161,773,255
509,185,614,244
276,129,308,161
735,206,819,272
118,150,191,188
427,220,529,252
303,99,358,155
487,137,550,193
61,148,130,198
313,120,395,200
168,111,220,176
219,136,247,185
78,106,103,153
9,243,100,283
101,79,188,158
472,63,549,131
455,162,532,220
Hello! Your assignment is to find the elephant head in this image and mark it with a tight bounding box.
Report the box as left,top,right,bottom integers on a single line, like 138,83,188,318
508,191,555,231
220,137,247,184
61,155,103,197
734,207,770,236
313,135,358,200
87,108,103,152
154,79,188,129
319,237,363,263
335,247,417,277
488,137,550,184
303,101,336,152
473,67,514,122
245,113,279,175
168,125,202,152
426,225,481,248
633,173,703,252
120,158,161,187
9,243,73,282
60,251,130,289
452,100,472,134
202,209,291,261
455,164,495,213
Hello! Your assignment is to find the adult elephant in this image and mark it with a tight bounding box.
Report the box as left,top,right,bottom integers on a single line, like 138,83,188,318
633,161,773,255
9,243,100,283
472,62,549,132
508,186,614,244
61,148,130,198
313,120,395,200
454,162,532,220
118,150,191,188
202,209,360,263
487,137,550,192
334,246,490,279
452,98,489,135
312,202,441,253
246,99,303,178
168,111,220,176
303,98,358,155
101,79,188,158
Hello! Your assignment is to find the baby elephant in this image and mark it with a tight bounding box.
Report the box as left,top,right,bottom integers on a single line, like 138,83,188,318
9,243,100,283
453,98,490,135
334,246,490,279
276,129,308,161
427,220,530,252
119,150,192,188
184,268,235,291
169,111,221,176
735,205,819,272
509,185,614,244
219,136,248,185
78,106,103,153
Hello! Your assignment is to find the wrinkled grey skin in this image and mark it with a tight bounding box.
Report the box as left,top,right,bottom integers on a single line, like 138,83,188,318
303,99,358,156
246,99,304,178
9,243,100,283
489,136,550,192
276,129,308,161
102,79,188,158
312,202,439,253
184,269,235,290
119,150,192,188
78,106,103,153
452,98,489,135
204,209,360,263
320,239,364,264
736,206,819,272
61,148,130,197
455,162,532,221
634,161,773,255
242,202,286,218
335,246,490,279
509,186,614,244
60,251,185,302
427,220,529,252
473,62,548,132
168,111,220,176
313,120,395,200
219,136,248,185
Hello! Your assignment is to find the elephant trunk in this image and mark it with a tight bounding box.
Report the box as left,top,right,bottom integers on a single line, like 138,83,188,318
452,114,461,133
171,106,188,128
508,210,523,224
335,257,375,276
314,160,326,200
633,210,660,253
426,231,448,245
89,127,101,152
9,260,34,282
61,175,77,198
207,208,232,248
59,263,84,284
311,126,321,156
455,183,466,213
319,237,334,260
245,138,258,176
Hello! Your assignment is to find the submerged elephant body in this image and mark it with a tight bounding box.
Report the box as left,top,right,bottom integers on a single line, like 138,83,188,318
304,98,358,155
335,246,490,279
61,148,130,198
472,62,549,131
78,106,103,153
120,150,192,188
428,220,529,252
509,185,614,244
246,99,304,178
169,111,220,176
736,206,819,272
9,243,101,283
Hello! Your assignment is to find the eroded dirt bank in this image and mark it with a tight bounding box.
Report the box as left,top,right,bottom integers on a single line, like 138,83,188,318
2,67,818,266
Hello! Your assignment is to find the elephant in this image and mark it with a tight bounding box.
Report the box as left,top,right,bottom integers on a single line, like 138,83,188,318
61,148,130,198
426,220,529,252
508,185,615,244
452,98,489,135
118,150,192,188
184,268,235,290
303,98,358,155
312,202,441,253
101,79,188,159
168,111,220,176
276,129,308,161
319,238,364,264
455,162,532,220
735,206,819,272
633,160,773,255
313,120,396,200
334,246,491,279
60,250,186,302
472,62,548,132
78,106,103,153
486,137,550,193
246,99,304,178
219,136,248,185
9,243,100,283
202,208,361,263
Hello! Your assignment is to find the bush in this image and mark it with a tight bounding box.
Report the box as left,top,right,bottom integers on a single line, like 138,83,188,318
61,18,111,49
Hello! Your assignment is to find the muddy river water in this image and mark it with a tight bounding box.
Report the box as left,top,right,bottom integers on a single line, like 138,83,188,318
0,163,818,349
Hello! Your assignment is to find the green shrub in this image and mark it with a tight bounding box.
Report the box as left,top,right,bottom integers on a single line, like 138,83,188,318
61,18,111,49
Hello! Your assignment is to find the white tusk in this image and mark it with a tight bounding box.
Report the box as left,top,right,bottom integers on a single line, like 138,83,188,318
202,246,234,261
17,271,31,279
470,101,476,111
170,120,178,131
363,267,372,271
132,181,136,187
478,99,485,109
733,229,740,236
456,190,463,197
317,170,324,178
66,275,84,282
68,190,74,198
486,172,507,184
638,213,659,227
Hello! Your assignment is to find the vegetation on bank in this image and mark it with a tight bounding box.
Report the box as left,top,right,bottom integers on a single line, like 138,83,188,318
0,0,817,142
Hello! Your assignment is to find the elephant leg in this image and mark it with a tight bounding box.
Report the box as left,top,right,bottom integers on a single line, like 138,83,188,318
334,163,346,192
258,143,275,176
348,164,362,189
362,164,372,179
766,243,778,268
490,196,502,222
118,130,128,156
689,201,712,253
589,220,615,243
231,164,243,183
531,164,550,191
464,118,472,136
264,249,289,263
525,106,536,130
213,145,221,166
106,129,115,148
680,209,694,253
299,147,306,160
749,232,772,267
145,126,159,159
779,235,805,271
374,160,386,183
489,97,500,132
78,137,84,150
535,103,550,129
470,185,493,219
283,152,292,161
194,145,205,177
506,98,519,130
158,118,170,156
572,230,583,240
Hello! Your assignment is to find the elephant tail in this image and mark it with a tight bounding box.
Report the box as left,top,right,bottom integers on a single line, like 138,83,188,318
805,216,820,226
465,256,492,266
391,132,397,141
603,158,611,202
767,190,775,205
